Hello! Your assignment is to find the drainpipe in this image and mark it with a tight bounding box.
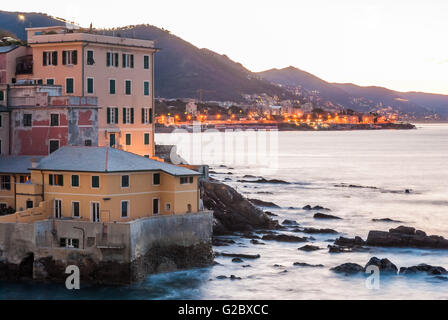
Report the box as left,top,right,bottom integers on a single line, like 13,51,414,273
81,43,89,96
13,174,16,211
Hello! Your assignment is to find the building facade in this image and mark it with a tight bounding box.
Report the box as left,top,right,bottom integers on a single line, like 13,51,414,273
15,26,156,157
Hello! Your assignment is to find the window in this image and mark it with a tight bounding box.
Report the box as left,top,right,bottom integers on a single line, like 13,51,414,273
106,52,119,67
26,200,33,209
121,200,129,218
144,81,150,96
153,198,159,215
91,176,100,188
109,133,116,147
125,133,131,145
71,175,79,187
50,114,59,126
84,139,92,146
43,51,58,66
107,107,118,124
23,114,32,127
19,175,29,183
62,50,78,65
109,79,116,94
0,91,4,101
49,174,63,186
60,238,79,249
66,78,74,94
125,80,132,95
46,78,54,85
37,79,43,84
144,133,150,145
142,107,153,124
49,140,59,154
122,107,134,124
87,50,95,65
144,55,150,69
0,175,11,190
87,78,94,94
165,203,171,212
153,173,160,185
121,175,129,188
122,54,134,68
180,176,194,184
72,202,80,218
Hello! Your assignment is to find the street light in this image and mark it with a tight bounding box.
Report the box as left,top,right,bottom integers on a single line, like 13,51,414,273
18,14,25,22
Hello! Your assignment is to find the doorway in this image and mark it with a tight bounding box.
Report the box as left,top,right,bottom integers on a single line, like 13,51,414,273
91,202,100,222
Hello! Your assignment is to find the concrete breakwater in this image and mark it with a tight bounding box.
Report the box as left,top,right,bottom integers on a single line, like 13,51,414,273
0,212,213,284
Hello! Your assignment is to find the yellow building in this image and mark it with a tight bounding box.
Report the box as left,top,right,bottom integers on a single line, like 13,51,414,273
0,146,201,223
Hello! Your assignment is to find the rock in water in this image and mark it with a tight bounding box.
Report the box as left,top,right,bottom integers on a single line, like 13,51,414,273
200,179,279,235
298,245,320,252
364,257,398,274
314,213,342,220
366,226,448,249
261,234,308,243
302,227,338,234
331,263,364,275
248,198,280,208
399,264,448,275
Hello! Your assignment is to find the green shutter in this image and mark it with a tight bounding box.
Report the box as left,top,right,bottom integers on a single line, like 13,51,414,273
52,51,58,65
106,52,111,67
72,50,78,65
130,55,134,68
142,108,145,124
149,108,153,124
87,78,94,94
125,81,131,95
115,53,119,67
144,133,149,145
123,108,126,123
144,82,149,96
43,52,47,66
130,108,134,124
62,51,67,65
49,174,53,185
66,78,74,94
110,80,115,94
126,134,131,145
122,54,126,67
107,108,111,124
115,108,118,122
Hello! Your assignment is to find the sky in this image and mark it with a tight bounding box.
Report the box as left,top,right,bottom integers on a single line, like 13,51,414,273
2,0,448,94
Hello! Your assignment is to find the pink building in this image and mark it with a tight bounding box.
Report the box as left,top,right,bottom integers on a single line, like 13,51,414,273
15,26,157,157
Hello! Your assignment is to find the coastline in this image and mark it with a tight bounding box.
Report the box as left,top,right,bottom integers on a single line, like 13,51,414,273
155,122,416,133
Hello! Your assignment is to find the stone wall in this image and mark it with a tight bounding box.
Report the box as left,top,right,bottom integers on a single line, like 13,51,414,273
0,211,213,284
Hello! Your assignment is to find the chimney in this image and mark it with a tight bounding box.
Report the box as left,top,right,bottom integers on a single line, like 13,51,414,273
31,158,38,168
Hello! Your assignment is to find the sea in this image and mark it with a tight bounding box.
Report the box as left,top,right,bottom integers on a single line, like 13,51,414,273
1,123,447,300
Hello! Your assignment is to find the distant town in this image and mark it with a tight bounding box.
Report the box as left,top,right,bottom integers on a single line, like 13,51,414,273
155,95,414,132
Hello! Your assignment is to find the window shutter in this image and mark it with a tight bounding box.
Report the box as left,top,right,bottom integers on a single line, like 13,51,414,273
115,108,118,123
72,50,78,65
106,52,111,67
123,108,126,124
114,53,119,67
149,108,153,124
49,175,53,185
62,51,67,65
60,175,64,186
130,108,134,124
107,108,111,124
130,55,134,68
52,51,58,65
142,108,145,124
43,52,47,66
122,54,126,67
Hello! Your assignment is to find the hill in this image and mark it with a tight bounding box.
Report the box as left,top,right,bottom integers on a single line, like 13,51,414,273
258,66,448,118
0,10,291,102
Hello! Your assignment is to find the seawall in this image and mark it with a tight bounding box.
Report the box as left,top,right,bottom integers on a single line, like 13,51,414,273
0,212,213,285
